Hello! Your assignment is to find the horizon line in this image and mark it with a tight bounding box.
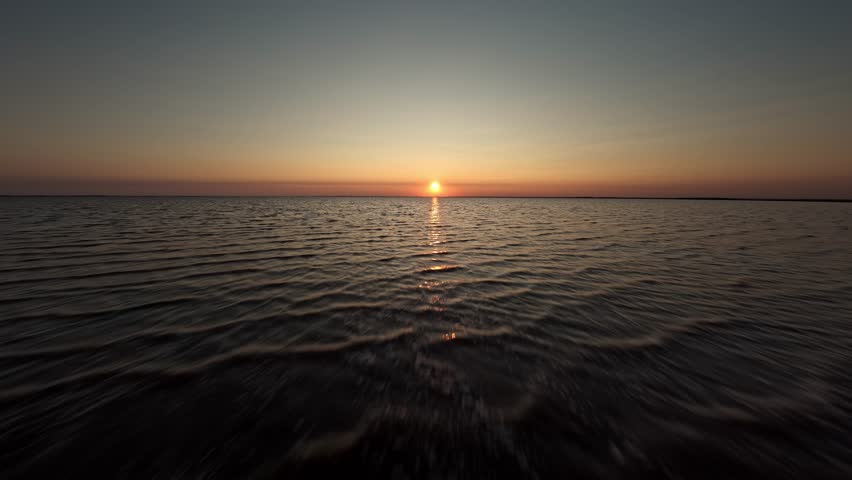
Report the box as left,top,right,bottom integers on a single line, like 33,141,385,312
2,195,850,203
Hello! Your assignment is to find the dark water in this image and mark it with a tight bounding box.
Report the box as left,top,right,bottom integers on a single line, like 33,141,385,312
1,197,850,479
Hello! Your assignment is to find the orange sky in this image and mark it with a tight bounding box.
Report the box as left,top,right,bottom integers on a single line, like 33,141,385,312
2,175,850,199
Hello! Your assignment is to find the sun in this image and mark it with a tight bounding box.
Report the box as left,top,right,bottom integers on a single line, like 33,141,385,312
429,181,441,195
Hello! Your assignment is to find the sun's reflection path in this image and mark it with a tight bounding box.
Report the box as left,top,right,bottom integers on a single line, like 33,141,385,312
421,197,446,300
423,197,458,341
428,196,441,248
426,198,456,267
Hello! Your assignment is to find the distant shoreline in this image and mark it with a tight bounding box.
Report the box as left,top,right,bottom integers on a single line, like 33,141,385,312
1,195,850,202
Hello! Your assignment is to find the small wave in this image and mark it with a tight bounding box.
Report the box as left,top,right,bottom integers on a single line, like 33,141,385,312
159,327,418,376
0,363,166,402
494,269,535,279
0,327,417,401
4,296,202,324
419,265,463,274
0,243,317,275
1,302,410,361
576,317,732,351
480,286,533,301
429,325,516,345
669,379,841,424
0,255,283,287
288,423,368,460
410,250,452,258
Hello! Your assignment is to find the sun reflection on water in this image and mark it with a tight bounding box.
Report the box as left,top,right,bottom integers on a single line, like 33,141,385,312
428,197,441,248
418,280,443,290
425,197,449,315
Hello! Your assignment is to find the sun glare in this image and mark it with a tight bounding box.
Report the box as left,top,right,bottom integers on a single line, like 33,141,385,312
430,181,441,195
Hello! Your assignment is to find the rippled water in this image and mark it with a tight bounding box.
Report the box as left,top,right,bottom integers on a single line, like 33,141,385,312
1,197,851,478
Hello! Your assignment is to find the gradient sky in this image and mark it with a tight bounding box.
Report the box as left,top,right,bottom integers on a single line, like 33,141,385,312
2,1,851,197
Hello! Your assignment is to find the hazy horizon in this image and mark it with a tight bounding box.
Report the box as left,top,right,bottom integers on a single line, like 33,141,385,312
2,179,852,199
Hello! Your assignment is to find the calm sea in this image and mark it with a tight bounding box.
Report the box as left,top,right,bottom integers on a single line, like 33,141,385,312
1,197,850,478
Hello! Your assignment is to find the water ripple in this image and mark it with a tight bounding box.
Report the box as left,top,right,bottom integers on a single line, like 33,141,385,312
0,197,850,478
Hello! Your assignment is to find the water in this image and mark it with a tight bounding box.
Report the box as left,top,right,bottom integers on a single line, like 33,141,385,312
1,197,850,478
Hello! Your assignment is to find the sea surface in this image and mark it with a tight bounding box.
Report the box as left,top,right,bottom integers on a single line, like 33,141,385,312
0,197,850,479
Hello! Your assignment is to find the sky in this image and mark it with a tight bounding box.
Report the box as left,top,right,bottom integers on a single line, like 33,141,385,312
1,1,851,197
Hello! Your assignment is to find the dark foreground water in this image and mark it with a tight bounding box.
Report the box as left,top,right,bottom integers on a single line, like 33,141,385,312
1,197,851,479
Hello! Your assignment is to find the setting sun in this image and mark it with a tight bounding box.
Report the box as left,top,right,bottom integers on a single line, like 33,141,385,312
430,181,442,195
